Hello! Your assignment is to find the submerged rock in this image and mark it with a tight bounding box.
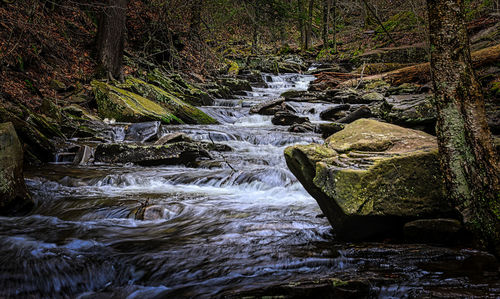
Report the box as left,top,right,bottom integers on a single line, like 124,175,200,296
0,122,33,215
284,119,458,240
91,80,182,124
227,278,369,298
94,142,211,166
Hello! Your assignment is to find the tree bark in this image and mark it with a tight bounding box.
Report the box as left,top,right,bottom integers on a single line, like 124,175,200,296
322,0,328,49
298,0,306,50
332,0,336,52
427,0,500,256
305,0,314,49
96,0,128,81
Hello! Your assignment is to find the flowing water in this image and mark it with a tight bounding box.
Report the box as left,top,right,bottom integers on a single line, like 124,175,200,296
1,73,499,298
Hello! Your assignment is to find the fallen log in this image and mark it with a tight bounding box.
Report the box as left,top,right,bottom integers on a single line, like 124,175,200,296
339,43,500,88
309,72,360,91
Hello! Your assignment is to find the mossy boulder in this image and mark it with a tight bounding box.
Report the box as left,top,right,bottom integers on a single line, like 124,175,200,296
91,80,182,124
146,69,213,106
0,122,34,215
284,119,458,240
126,77,217,125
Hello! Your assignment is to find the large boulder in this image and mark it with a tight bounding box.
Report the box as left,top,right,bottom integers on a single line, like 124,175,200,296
0,122,33,215
91,80,182,124
94,142,211,166
284,119,458,240
126,77,218,125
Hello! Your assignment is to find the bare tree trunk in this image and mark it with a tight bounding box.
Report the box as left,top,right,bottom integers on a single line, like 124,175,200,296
427,0,500,256
298,0,306,50
332,0,336,52
96,0,128,81
322,0,328,49
305,0,314,49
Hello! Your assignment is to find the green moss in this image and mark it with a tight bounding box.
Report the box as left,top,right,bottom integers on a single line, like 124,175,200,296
226,59,239,76
146,69,212,106
125,77,217,125
91,80,181,124
375,11,418,35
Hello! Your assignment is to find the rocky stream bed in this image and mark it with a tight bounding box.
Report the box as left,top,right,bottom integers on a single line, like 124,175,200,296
1,71,499,298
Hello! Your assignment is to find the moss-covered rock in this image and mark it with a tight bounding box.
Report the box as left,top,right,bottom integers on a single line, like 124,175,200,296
146,69,213,106
91,80,182,124
0,103,56,163
126,77,218,125
0,122,34,215
217,77,252,94
285,119,458,240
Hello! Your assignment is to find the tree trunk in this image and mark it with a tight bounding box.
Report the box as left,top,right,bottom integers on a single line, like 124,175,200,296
427,0,500,256
298,0,306,50
96,0,128,81
190,0,203,36
305,0,314,49
322,0,328,49
332,0,336,52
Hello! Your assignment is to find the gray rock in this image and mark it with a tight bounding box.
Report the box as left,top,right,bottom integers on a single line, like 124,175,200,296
94,142,211,166
0,122,33,215
249,98,285,115
337,106,372,124
288,122,316,133
319,104,351,120
377,94,436,133
124,121,161,143
73,145,94,165
155,132,193,145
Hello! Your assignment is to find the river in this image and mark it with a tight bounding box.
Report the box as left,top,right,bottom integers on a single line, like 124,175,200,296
1,73,499,298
